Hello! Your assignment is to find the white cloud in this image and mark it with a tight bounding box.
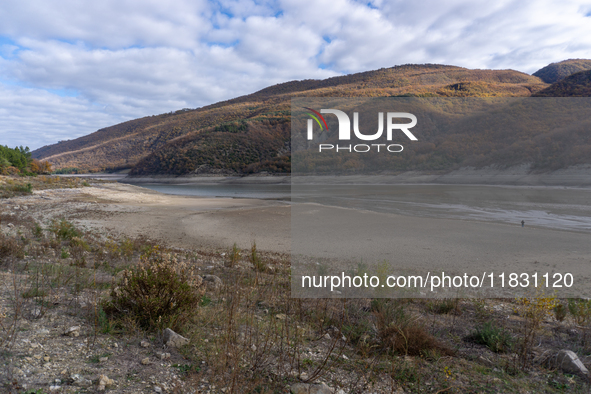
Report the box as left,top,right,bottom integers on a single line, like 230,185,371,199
0,0,590,150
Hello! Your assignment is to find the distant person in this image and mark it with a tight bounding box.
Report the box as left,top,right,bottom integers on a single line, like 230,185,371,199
521,220,525,227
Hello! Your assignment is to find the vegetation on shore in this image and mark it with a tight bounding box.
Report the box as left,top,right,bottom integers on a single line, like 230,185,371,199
0,145,52,176
0,175,90,199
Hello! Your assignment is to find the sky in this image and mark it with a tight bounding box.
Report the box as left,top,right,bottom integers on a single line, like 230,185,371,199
1,0,590,150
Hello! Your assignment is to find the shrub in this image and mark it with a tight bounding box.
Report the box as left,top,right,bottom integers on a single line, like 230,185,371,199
554,302,567,322
250,241,265,272
426,298,460,315
33,222,44,238
104,247,203,331
469,322,513,353
567,299,591,326
0,182,32,198
49,219,79,241
514,294,557,369
372,299,454,357
0,232,24,265
226,243,240,268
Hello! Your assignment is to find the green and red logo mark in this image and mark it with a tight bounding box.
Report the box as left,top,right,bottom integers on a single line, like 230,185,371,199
304,107,328,132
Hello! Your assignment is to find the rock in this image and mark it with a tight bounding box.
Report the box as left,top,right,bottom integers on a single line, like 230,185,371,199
64,326,81,337
7,223,14,228
97,374,115,391
290,382,332,394
157,352,171,360
163,328,189,348
71,374,92,387
275,313,287,320
99,357,108,363
549,349,589,378
140,340,150,348
154,386,163,393
31,307,42,318
202,274,223,289
12,368,24,376
141,357,151,365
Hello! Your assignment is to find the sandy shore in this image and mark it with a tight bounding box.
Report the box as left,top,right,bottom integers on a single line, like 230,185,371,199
7,182,290,253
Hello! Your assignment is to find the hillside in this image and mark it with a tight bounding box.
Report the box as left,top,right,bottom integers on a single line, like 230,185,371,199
532,69,591,97
532,59,591,84
33,64,547,174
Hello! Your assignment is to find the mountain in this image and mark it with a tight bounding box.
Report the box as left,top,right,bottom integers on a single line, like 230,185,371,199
33,64,547,174
532,59,591,84
532,69,591,97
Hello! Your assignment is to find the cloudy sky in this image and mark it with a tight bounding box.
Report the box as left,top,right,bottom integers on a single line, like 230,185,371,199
1,0,590,150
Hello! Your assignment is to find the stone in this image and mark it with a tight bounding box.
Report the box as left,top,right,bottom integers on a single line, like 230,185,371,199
98,374,115,391
157,352,171,360
64,326,81,337
71,374,92,387
275,313,287,320
550,349,589,379
202,274,223,289
141,357,151,365
99,357,108,363
163,328,189,348
140,340,150,348
31,307,42,318
290,382,332,394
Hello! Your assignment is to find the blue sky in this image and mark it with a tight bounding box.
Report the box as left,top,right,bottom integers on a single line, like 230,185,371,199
1,0,590,150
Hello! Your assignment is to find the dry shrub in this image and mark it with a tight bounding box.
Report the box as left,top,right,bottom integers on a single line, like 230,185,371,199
104,246,203,331
372,299,454,357
186,267,346,393
514,292,557,369
0,233,24,266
